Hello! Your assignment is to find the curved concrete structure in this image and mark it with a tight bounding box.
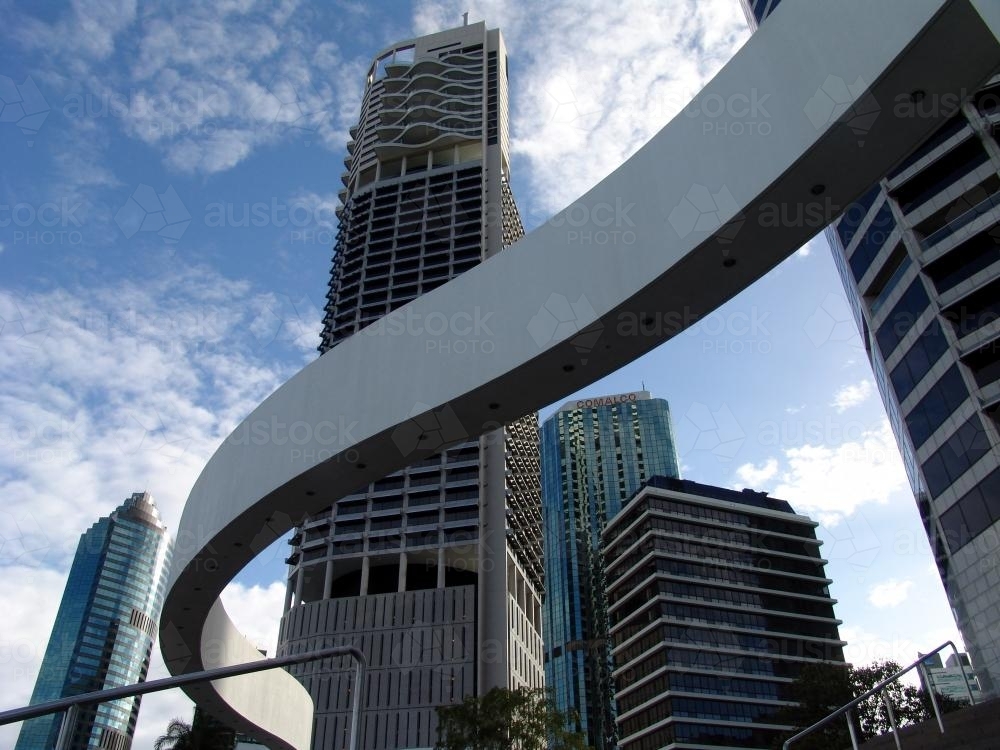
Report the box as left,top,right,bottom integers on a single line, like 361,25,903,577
160,2,1000,748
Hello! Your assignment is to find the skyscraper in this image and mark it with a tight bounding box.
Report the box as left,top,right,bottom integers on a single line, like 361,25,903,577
16,492,172,750
277,21,544,750
742,0,1000,695
541,391,681,749
603,476,845,750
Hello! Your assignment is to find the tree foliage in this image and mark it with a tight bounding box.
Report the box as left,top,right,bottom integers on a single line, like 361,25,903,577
153,716,234,750
435,687,591,750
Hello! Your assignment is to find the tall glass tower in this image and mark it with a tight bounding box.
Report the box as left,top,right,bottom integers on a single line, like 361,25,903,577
741,0,1000,695
277,21,544,750
541,391,681,750
16,492,172,750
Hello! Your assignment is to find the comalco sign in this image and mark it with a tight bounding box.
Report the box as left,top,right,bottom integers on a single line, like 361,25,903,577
559,391,651,412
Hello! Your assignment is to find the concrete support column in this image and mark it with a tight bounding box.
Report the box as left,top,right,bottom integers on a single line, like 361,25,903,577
398,553,408,593
324,559,334,599
479,428,509,693
294,568,304,606
284,579,294,612
437,547,446,588
360,556,370,596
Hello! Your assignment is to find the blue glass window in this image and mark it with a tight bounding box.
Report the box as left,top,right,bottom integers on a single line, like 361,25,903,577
889,321,948,402
836,184,883,248
849,202,896,282
905,365,968,448
875,279,930,356
922,416,991,497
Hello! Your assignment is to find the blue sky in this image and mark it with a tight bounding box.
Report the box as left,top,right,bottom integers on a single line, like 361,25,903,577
0,0,965,745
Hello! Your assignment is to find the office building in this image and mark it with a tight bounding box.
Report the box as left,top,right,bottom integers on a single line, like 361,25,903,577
919,651,982,704
742,0,1000,695
276,21,544,750
602,476,845,750
541,391,681,749
16,492,172,750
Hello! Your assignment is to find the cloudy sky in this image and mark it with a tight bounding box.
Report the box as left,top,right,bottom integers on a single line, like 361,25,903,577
0,0,964,746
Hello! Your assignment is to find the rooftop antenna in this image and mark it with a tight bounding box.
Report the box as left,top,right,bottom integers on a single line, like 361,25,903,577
462,11,469,25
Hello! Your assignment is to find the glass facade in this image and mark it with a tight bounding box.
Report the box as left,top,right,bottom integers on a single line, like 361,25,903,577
16,493,171,750
744,0,1000,696
603,477,844,750
542,392,680,750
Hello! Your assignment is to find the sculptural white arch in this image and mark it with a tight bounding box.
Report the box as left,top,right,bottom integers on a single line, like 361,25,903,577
159,1,1000,747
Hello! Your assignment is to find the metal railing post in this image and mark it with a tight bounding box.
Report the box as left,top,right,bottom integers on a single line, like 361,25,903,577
880,690,902,750
54,704,78,750
948,641,978,706
349,653,364,750
846,708,860,750
918,660,945,733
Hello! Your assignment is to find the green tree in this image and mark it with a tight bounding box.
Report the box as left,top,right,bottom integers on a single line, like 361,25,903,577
153,714,234,750
154,719,195,750
435,687,591,750
770,662,855,749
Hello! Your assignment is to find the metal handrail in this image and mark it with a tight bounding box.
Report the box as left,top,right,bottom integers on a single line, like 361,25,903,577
783,640,975,750
0,645,367,750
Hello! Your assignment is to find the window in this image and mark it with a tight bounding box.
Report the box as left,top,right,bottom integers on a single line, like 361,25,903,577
922,416,991,496
836,184,882,248
849,202,896,282
875,279,930,356
905,365,968,448
890,319,949,401
940,469,1000,553
868,246,911,315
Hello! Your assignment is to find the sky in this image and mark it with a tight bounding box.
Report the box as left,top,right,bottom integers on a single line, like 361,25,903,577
0,0,967,746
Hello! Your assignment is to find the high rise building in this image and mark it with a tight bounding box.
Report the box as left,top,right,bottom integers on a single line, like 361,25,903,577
742,0,1000,695
541,391,681,749
276,21,544,750
603,476,845,750
918,651,983,704
16,492,172,750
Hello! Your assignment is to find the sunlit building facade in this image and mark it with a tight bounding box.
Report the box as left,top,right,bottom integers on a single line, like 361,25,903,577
16,492,171,750
277,21,544,750
542,392,681,749
742,0,1000,696
603,477,845,750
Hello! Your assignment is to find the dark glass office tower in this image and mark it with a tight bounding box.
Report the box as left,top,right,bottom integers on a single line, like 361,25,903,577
277,22,544,750
742,0,1000,695
16,492,172,750
603,477,844,750
542,392,681,749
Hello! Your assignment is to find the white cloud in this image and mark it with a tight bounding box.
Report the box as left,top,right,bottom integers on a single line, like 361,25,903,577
748,419,908,524
414,0,750,218
0,262,309,745
735,457,778,486
867,578,914,609
221,580,287,657
831,379,874,413
21,0,363,176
